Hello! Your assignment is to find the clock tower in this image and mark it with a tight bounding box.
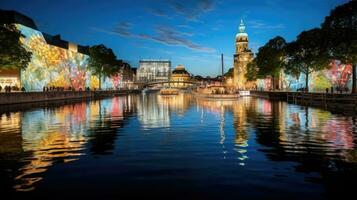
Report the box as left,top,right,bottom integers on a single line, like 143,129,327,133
233,20,253,89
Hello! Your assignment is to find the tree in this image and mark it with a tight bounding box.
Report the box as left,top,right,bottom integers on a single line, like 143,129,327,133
321,1,357,93
245,58,258,81
285,28,329,92
224,68,234,78
0,23,32,71
255,36,287,91
88,44,119,89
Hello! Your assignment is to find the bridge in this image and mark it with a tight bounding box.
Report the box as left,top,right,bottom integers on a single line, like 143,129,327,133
136,80,197,88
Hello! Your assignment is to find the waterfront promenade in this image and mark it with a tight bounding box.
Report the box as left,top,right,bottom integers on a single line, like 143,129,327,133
0,89,141,105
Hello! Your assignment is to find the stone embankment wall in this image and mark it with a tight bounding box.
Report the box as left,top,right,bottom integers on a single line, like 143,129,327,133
0,90,140,105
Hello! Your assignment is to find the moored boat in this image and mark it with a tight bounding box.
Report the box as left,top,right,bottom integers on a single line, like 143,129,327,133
160,88,179,95
239,90,250,96
194,86,240,100
193,91,239,100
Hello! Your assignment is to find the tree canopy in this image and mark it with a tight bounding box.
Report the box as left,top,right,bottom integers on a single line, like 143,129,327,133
321,0,357,93
245,58,258,81
0,24,32,71
88,44,120,89
285,28,330,91
224,67,234,78
255,36,287,90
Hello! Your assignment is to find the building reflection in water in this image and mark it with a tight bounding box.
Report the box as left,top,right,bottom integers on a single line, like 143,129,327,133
137,93,193,128
246,98,356,164
0,96,135,192
137,93,170,128
195,96,356,166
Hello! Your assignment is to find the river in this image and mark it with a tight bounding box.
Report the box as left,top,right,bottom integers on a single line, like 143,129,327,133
0,93,356,199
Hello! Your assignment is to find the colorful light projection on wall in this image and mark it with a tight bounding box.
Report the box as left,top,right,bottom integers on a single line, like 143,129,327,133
102,73,123,90
257,61,353,92
17,25,92,91
17,24,123,91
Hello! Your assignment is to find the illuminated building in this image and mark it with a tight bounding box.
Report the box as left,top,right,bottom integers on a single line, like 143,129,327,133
256,61,353,92
233,20,254,89
170,65,191,88
0,10,93,90
137,60,171,83
230,19,354,92
0,10,134,91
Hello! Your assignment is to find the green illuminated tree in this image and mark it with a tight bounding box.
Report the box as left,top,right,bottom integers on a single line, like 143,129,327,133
285,28,329,92
321,1,357,93
245,58,258,81
255,36,287,91
88,44,119,89
0,24,32,71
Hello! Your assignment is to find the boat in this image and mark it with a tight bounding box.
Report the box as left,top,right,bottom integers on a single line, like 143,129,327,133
142,88,160,94
142,88,148,94
193,91,240,100
193,54,241,100
193,85,240,100
239,90,250,96
160,88,179,95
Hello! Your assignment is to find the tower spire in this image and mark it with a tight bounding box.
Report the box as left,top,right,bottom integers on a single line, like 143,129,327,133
239,19,246,33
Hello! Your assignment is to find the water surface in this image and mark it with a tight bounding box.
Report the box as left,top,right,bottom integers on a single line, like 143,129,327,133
0,93,356,199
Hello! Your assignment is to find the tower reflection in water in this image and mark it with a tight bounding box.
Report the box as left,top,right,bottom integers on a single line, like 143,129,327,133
196,97,251,165
0,96,135,192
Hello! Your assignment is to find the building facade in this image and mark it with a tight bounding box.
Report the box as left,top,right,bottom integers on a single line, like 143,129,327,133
170,65,191,88
0,10,134,91
233,20,254,89
137,60,171,83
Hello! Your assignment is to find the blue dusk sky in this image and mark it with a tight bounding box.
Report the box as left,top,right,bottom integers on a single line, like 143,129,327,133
0,0,350,76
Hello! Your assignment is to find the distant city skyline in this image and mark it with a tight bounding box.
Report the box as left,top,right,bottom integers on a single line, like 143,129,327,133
0,0,349,76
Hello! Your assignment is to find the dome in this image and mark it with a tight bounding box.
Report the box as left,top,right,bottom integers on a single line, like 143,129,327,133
236,32,248,38
236,19,248,38
172,65,189,75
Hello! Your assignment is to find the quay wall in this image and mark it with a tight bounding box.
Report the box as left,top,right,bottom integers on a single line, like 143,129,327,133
250,91,357,113
0,90,141,105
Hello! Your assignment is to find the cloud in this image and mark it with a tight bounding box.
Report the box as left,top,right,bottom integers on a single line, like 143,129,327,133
113,22,133,36
138,25,215,52
92,24,215,53
172,0,215,21
146,7,171,18
247,20,285,29
176,24,192,29
197,0,215,11
91,21,135,38
146,0,215,21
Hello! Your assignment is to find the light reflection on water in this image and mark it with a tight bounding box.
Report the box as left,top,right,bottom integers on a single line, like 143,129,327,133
0,93,356,199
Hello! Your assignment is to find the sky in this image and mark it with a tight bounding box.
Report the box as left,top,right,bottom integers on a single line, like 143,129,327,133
0,0,350,77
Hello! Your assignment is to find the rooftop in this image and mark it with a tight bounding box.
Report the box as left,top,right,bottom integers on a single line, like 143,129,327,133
0,9,89,55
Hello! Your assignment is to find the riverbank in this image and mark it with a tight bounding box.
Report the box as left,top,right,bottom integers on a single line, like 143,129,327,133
0,90,141,105
250,90,357,114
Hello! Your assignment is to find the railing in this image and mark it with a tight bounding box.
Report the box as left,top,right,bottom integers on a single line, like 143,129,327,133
251,90,357,112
